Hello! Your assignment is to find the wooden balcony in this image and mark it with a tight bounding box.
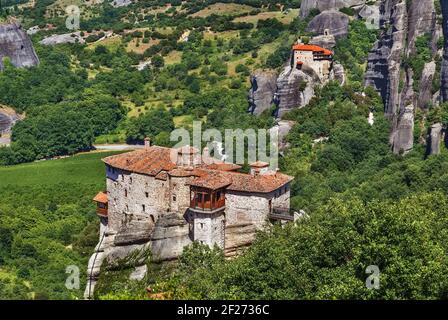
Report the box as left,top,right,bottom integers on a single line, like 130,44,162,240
269,207,294,222
190,187,226,213
96,206,108,217
93,191,108,218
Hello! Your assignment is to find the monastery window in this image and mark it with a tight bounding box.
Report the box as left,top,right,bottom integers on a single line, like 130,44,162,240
130,177,133,184
200,223,204,229
122,175,124,182
145,192,149,198
125,204,129,211
142,204,146,212
125,189,128,197
173,195,177,202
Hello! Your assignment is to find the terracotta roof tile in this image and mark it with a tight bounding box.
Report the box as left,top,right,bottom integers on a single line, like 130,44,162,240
292,44,333,56
93,191,108,203
103,146,176,176
103,146,293,193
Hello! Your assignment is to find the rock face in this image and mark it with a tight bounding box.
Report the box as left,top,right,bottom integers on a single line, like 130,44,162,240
364,0,439,155
391,105,414,155
40,32,84,46
332,62,346,85
418,61,436,109
84,212,192,299
441,0,448,102
427,122,444,156
0,22,39,70
0,106,20,134
306,10,350,38
275,66,315,117
364,0,408,116
300,0,366,18
248,70,278,115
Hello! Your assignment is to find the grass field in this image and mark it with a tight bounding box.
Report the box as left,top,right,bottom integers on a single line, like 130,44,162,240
233,9,299,25
0,151,120,187
191,3,255,18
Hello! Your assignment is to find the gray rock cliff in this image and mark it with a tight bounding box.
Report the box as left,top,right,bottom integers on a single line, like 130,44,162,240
300,0,366,18
0,22,39,70
275,66,316,117
427,122,444,156
391,105,414,155
441,0,448,102
306,10,350,38
248,70,278,115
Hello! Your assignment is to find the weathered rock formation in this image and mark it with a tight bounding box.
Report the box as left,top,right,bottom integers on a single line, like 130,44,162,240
309,34,337,49
427,122,444,156
441,0,448,102
306,10,350,38
248,70,278,115
300,0,366,18
0,22,39,70
0,106,21,134
274,66,316,117
40,32,84,46
332,62,346,85
364,0,440,154
418,61,437,109
364,0,408,116
391,105,414,155
85,212,192,299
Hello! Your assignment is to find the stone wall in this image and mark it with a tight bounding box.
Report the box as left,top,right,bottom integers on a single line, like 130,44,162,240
192,211,226,248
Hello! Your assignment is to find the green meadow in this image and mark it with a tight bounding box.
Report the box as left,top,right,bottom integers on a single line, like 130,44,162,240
0,151,120,299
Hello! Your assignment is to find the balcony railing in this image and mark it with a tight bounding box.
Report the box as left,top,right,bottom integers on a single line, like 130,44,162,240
96,207,108,217
269,207,295,222
190,197,225,212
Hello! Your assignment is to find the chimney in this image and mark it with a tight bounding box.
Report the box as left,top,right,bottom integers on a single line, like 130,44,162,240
249,161,270,176
144,137,151,149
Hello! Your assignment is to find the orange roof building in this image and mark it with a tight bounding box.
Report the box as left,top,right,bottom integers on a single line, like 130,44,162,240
93,144,295,255
291,42,333,80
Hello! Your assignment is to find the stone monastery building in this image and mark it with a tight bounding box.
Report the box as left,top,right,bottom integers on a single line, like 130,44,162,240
292,43,333,80
93,141,294,256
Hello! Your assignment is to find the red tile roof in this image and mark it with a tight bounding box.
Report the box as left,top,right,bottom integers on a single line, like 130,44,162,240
103,146,176,176
103,146,293,193
292,44,333,56
93,191,108,204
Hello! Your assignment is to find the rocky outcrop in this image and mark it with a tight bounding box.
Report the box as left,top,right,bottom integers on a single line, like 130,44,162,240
306,10,350,38
427,122,444,155
332,62,346,85
406,0,436,56
0,106,20,134
391,105,414,155
417,61,436,109
364,0,408,116
310,34,337,49
300,0,366,18
364,0,440,155
0,22,39,70
84,212,191,299
248,70,278,115
40,32,84,46
441,0,448,102
150,213,192,262
274,66,315,117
